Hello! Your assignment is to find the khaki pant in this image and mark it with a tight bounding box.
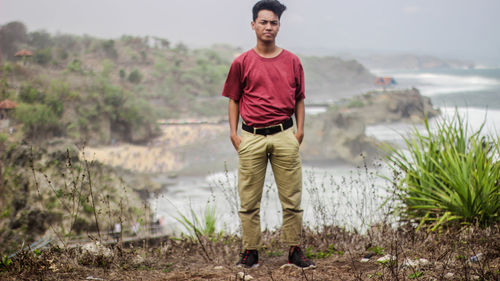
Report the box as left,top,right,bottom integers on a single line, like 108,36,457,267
238,127,303,250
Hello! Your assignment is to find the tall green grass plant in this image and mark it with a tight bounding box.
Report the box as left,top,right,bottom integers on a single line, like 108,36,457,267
385,111,500,230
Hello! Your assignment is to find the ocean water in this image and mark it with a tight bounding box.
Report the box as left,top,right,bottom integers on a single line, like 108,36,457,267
151,67,500,235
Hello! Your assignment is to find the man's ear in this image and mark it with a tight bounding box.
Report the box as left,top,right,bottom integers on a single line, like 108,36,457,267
251,21,255,30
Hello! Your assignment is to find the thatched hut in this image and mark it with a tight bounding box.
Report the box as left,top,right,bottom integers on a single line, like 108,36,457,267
14,49,33,65
0,99,17,119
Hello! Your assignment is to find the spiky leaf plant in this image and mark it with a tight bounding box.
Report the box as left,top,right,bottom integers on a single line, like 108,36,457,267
385,111,500,230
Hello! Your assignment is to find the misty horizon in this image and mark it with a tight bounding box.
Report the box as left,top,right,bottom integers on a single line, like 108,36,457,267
1,0,500,65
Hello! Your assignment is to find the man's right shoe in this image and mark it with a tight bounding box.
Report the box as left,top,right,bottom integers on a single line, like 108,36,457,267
288,246,316,269
236,249,259,268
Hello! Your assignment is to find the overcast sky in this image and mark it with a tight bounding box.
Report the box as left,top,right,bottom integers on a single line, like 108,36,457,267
1,0,499,64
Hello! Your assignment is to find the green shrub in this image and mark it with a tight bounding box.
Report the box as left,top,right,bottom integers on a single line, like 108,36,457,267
33,47,52,65
384,111,500,230
55,47,68,60
18,83,44,103
100,59,114,79
346,98,364,108
14,103,60,138
44,92,64,117
66,59,82,73
128,69,142,84
0,133,8,144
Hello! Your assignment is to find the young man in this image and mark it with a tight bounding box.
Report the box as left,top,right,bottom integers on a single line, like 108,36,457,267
221,0,315,269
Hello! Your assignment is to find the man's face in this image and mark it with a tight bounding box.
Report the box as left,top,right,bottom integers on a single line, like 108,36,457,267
251,10,280,43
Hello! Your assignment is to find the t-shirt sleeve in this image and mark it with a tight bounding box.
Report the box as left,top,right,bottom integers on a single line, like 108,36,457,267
295,60,305,101
221,59,243,101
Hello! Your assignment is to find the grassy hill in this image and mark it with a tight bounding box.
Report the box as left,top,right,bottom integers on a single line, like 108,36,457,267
1,21,375,145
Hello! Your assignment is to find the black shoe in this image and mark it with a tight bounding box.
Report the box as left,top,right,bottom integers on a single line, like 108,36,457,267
236,250,259,268
288,246,316,268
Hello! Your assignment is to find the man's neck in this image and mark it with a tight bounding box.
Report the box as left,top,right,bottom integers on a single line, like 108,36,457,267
254,41,282,58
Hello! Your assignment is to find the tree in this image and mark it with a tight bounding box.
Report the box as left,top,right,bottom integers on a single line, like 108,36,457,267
0,21,28,60
28,30,53,49
102,40,118,59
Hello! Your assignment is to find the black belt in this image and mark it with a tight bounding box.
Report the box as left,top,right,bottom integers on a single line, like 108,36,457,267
242,118,293,135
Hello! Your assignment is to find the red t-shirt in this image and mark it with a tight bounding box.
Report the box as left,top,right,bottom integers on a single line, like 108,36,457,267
221,48,305,127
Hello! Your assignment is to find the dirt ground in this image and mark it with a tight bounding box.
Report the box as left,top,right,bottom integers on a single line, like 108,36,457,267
2,225,499,281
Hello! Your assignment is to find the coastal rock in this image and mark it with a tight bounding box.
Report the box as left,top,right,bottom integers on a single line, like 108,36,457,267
302,88,439,164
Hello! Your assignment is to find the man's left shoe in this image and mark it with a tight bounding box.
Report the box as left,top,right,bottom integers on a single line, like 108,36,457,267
288,246,316,269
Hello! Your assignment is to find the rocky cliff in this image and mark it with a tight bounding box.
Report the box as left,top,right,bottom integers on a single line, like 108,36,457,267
301,56,376,102
301,88,440,164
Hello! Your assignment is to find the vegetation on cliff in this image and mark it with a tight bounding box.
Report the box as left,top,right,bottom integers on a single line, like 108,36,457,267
0,21,375,145
0,139,150,255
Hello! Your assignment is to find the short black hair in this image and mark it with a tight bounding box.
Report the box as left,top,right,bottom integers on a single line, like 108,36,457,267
252,0,287,21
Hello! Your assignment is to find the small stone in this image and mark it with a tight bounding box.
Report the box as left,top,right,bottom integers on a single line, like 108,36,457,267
86,277,106,281
377,254,395,263
470,253,483,262
418,258,430,266
237,272,254,280
132,255,145,265
360,258,370,263
214,265,224,270
444,272,454,279
402,258,417,267
81,242,112,257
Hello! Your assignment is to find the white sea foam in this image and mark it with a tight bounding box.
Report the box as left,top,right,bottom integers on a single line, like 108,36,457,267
374,71,500,96
441,106,500,136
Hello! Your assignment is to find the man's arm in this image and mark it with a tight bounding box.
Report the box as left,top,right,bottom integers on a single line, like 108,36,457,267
294,98,305,144
228,98,241,151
